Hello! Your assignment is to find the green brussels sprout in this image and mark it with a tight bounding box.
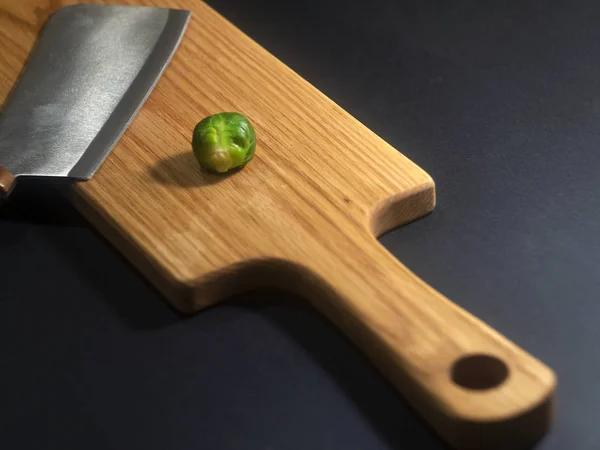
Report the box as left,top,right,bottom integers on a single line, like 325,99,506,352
192,112,256,173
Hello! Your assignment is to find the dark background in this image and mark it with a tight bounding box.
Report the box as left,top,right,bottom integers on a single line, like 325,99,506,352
2,0,599,448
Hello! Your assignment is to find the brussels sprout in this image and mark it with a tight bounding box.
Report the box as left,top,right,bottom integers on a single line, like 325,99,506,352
192,112,256,173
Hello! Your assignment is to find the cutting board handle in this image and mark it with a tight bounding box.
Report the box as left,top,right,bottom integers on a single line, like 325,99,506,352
295,238,555,450
0,166,15,200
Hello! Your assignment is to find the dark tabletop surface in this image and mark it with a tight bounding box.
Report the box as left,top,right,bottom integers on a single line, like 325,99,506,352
2,0,600,448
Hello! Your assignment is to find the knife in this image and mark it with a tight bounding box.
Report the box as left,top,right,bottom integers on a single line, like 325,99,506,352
0,4,190,200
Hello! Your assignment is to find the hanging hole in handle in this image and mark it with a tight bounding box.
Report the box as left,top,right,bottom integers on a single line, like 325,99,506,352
451,354,509,390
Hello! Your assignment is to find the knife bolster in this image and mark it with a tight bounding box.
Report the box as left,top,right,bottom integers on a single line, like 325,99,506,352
0,166,15,199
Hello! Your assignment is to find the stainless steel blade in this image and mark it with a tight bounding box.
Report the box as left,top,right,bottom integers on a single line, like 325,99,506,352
0,4,190,182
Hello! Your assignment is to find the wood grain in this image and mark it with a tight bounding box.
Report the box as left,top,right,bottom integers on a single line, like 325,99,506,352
0,1,556,448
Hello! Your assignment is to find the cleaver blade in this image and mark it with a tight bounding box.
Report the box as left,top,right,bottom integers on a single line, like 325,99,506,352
0,4,191,199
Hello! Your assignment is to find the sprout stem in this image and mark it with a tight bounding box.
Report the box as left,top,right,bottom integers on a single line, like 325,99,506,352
208,147,232,173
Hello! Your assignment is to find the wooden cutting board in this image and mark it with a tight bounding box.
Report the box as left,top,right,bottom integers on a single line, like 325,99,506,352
0,1,556,448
